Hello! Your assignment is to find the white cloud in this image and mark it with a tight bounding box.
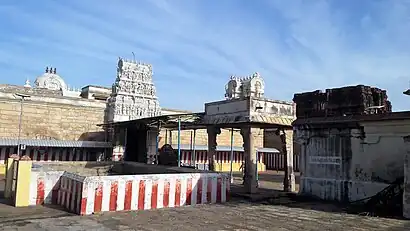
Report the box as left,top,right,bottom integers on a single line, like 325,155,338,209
0,0,409,111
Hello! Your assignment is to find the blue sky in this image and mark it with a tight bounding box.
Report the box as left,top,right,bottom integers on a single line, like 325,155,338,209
0,0,410,111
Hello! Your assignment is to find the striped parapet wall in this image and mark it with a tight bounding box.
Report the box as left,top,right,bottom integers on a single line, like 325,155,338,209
29,170,65,206
58,172,86,214
174,145,278,172
0,146,95,164
80,173,230,215
20,162,231,215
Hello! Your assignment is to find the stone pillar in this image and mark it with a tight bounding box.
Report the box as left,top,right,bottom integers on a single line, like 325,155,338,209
112,127,126,161
279,128,296,192
403,135,410,219
207,126,221,171
146,129,159,164
240,126,258,194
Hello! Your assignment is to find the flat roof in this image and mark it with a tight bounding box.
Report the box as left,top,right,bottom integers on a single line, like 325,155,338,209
99,112,292,130
292,111,410,126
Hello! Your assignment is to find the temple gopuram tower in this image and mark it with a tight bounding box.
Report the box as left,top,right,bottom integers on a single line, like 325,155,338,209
106,58,161,122
106,57,162,162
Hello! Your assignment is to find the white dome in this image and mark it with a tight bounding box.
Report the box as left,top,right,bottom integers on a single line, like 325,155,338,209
34,67,67,91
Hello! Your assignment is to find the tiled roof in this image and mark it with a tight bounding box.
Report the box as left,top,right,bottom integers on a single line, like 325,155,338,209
0,138,112,148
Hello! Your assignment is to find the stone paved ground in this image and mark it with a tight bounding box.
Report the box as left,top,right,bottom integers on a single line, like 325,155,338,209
0,171,409,230
0,200,410,231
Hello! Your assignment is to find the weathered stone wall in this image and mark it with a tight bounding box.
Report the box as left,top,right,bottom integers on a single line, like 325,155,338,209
0,98,105,140
295,118,410,202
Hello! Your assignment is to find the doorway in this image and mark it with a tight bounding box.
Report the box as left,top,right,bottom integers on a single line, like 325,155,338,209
124,126,147,163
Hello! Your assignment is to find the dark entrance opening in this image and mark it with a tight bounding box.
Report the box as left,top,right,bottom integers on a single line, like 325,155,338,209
124,126,147,163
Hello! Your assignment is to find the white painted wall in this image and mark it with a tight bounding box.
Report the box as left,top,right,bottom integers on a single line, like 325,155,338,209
296,119,410,202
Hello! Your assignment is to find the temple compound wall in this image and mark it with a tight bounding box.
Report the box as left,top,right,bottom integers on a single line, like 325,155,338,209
294,113,410,203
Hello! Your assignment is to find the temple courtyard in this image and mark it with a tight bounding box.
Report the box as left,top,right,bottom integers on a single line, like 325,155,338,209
0,171,409,231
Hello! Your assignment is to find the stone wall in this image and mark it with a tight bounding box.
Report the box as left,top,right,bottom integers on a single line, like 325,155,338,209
295,118,410,202
0,98,105,140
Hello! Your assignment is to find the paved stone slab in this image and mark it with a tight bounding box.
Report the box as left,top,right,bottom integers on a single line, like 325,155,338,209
0,201,409,231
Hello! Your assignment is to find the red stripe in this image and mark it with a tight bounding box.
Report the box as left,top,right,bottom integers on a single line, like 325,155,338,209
59,150,63,161
151,181,158,209
36,178,45,205
80,197,87,215
216,177,222,203
43,152,49,161
163,181,170,208
29,149,34,160
138,180,145,210
124,181,133,210
197,178,202,204
109,181,118,211
174,179,181,207
94,184,103,213
36,151,41,161
186,178,192,205
206,178,212,203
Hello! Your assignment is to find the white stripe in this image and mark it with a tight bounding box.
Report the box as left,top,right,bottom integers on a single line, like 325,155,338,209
180,177,187,206
201,176,207,204
0,147,6,164
43,176,54,204
116,180,126,211
221,177,227,202
168,177,176,207
33,149,38,162
130,179,140,210
29,172,39,205
157,179,164,209
75,149,80,161
101,180,111,212
144,179,152,210
211,176,217,203
191,177,198,205
85,181,95,215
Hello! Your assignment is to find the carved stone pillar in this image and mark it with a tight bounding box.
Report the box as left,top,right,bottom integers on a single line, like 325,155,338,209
207,126,221,171
240,126,258,194
279,129,296,192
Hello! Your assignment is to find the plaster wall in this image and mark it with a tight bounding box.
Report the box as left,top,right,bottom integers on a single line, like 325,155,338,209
296,119,410,202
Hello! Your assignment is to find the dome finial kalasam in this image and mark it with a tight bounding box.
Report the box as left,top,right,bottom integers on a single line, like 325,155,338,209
34,66,67,91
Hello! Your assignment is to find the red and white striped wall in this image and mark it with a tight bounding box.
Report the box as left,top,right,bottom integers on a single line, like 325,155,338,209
57,173,86,214
180,150,264,164
80,173,230,215
29,171,64,206
0,146,95,164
